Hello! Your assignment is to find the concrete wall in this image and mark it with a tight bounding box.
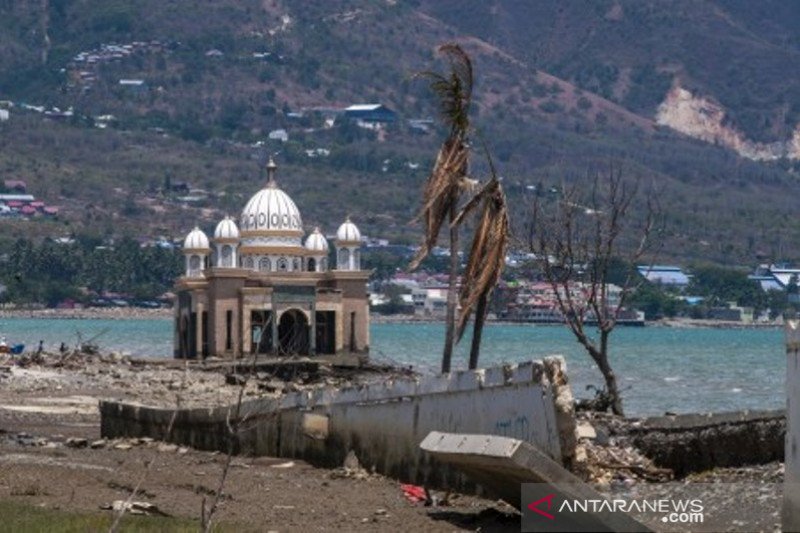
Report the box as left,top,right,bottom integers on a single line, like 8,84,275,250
100,357,576,490
631,409,784,477
784,320,800,531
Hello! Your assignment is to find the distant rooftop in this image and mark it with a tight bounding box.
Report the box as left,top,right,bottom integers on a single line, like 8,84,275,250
345,104,383,112
637,265,690,285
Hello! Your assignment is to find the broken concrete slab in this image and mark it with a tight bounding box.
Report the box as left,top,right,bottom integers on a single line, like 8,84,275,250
576,422,597,440
420,431,650,532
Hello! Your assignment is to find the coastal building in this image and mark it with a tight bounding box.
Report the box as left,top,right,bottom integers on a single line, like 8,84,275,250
637,265,691,287
174,159,370,359
750,264,800,292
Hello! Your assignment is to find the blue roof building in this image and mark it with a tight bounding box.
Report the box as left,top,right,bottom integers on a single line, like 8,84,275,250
637,265,691,287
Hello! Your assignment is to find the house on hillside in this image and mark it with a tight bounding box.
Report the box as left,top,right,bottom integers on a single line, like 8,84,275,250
344,104,397,129
3,180,26,193
118,79,147,93
637,265,690,287
268,128,289,142
408,118,434,134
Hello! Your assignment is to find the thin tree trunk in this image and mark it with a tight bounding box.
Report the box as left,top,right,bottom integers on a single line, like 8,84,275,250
468,292,488,369
598,331,624,415
442,204,458,374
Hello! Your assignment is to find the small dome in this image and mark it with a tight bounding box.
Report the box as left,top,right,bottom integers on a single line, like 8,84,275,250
183,227,210,251
214,216,240,240
304,227,329,253
336,217,361,244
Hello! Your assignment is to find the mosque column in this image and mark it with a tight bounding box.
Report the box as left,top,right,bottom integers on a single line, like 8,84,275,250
309,307,316,356
196,302,204,358
271,308,279,354
173,303,181,358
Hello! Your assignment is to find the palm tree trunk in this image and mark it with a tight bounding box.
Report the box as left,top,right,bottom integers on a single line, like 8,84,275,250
468,292,488,369
442,204,458,373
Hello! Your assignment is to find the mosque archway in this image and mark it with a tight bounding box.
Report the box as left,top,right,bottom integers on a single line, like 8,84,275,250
278,309,310,355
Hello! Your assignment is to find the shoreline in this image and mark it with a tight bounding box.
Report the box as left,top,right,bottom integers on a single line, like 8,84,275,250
0,307,785,330
0,307,172,320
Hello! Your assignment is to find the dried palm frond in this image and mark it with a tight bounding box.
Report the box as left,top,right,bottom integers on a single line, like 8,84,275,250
409,43,474,271
454,175,510,342
409,138,472,269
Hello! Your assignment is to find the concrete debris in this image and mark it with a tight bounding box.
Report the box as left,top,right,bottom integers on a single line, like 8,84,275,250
225,373,247,386
574,412,673,485
65,437,88,448
576,422,597,440
101,500,169,516
343,450,361,470
90,439,106,449
270,461,295,469
420,431,650,532
330,450,375,481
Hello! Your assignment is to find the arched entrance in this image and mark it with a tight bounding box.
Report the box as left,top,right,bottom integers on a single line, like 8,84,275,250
278,309,310,355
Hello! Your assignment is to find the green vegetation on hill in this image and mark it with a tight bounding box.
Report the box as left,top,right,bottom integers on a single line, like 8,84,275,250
0,0,799,269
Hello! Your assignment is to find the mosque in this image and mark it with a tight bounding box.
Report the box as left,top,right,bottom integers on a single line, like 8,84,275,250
174,159,370,359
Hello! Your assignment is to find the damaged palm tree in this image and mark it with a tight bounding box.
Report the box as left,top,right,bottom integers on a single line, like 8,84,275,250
410,43,476,373
452,150,509,370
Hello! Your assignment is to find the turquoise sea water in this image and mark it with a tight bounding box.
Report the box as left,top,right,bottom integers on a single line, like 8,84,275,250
0,317,784,417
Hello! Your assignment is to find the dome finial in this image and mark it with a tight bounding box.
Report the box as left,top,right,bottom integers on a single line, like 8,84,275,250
266,157,278,187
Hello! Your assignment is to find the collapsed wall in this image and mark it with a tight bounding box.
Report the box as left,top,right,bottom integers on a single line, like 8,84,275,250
631,410,784,477
100,356,577,490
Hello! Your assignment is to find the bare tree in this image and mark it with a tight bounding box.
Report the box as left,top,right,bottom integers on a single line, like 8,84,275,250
528,168,659,415
410,43,476,373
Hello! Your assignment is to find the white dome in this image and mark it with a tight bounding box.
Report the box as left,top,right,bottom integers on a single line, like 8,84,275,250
183,227,210,251
336,218,361,244
240,183,302,235
214,216,239,240
305,227,329,253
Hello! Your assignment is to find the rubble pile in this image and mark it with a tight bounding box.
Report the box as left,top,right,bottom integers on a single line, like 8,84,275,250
0,348,418,411
572,412,673,488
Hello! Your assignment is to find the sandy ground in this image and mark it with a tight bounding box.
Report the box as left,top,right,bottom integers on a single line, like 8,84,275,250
0,353,786,532
0,355,519,531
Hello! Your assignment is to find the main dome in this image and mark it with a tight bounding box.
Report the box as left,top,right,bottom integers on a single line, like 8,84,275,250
239,160,302,237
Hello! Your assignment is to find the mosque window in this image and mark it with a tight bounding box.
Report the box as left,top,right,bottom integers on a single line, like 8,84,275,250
338,248,350,269
277,257,288,271
259,257,271,272
189,255,201,274
221,245,232,267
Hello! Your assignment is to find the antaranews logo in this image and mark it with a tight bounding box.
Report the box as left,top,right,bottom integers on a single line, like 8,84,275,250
521,484,704,533
527,494,556,520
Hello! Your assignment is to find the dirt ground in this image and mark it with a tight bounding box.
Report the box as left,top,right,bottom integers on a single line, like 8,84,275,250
0,357,519,532
0,354,786,532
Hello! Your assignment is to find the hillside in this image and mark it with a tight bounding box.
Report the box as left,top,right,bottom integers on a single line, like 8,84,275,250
0,0,799,265
417,0,800,145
